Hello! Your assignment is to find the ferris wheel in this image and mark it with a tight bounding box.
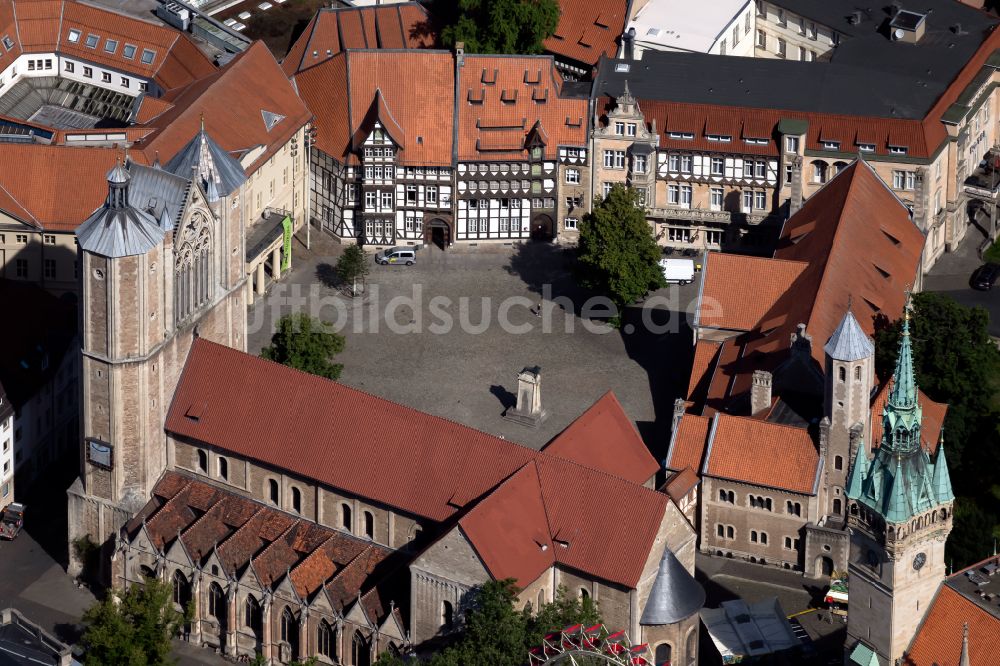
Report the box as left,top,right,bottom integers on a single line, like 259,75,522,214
528,624,654,665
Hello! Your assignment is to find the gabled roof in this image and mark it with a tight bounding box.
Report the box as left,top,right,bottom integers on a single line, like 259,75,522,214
544,0,627,69
541,391,658,485
904,582,1000,665
665,413,711,473
459,462,553,589
703,414,820,495
281,2,435,76
166,339,672,589
135,42,311,174
294,49,454,166
697,254,807,332
457,54,588,161
164,126,247,200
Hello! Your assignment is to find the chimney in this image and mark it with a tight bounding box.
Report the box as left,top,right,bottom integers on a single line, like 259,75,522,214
671,397,686,433
789,155,803,215
790,322,812,359
455,41,465,67
751,370,773,415
503,366,549,427
623,27,636,61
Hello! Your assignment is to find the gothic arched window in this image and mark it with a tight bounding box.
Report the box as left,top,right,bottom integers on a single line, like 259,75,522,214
174,213,213,323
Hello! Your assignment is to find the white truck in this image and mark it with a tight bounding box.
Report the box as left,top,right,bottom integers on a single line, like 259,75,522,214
659,258,695,285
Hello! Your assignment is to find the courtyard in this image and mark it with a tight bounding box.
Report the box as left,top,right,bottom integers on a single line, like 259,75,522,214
247,235,699,454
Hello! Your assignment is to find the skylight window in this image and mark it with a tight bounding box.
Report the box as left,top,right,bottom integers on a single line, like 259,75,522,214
67,29,81,43
614,63,630,73
141,49,156,65
1,36,11,51
123,44,137,59
85,34,99,49
104,39,118,54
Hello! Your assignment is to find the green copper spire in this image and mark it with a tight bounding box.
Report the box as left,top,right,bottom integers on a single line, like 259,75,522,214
889,308,918,410
882,305,922,454
883,456,912,523
845,438,869,500
931,430,955,504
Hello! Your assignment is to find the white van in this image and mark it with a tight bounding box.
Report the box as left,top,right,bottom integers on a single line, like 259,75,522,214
659,258,695,285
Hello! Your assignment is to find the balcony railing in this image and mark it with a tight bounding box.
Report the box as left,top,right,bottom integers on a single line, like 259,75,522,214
646,206,768,226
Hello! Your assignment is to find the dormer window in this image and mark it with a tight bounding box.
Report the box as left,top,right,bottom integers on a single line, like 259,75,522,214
67,29,81,43
706,134,732,142
85,34,99,49
822,141,840,150
668,131,694,140
614,63,630,73
889,145,908,155
858,143,876,152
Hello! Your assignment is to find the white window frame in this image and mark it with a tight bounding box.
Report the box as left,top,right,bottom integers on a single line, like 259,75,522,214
710,187,723,211
565,168,580,184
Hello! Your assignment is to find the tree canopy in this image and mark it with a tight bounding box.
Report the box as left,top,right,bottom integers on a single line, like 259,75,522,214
438,0,560,54
81,576,191,666
337,245,370,296
576,184,666,319
375,581,601,666
874,291,1000,566
261,313,345,380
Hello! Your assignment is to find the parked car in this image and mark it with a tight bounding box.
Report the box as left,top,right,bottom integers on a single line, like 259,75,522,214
0,502,25,540
659,258,695,285
375,247,416,266
971,263,1000,291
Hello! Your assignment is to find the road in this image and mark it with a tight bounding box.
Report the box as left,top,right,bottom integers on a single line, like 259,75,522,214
923,217,999,337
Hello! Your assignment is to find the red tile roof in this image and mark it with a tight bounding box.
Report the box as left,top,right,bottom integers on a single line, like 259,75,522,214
696,161,924,408
281,2,434,76
135,41,311,174
666,413,711,474
457,54,588,161
664,466,699,503
544,0,627,68
0,144,120,230
294,50,455,166
541,391,658,485
687,340,722,406
870,381,947,454
903,583,1000,666
698,253,808,332
166,339,670,588
704,414,820,494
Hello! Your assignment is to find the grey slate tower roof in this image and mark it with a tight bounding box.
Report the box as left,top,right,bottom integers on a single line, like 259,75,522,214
77,163,165,258
164,123,247,202
640,547,705,625
127,163,191,232
824,309,874,362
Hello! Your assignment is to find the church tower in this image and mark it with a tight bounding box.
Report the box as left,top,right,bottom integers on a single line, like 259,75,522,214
68,132,248,575
844,307,954,666
821,308,875,522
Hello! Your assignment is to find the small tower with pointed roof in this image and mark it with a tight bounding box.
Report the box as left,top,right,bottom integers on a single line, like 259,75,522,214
639,546,705,666
844,306,954,666
822,307,875,522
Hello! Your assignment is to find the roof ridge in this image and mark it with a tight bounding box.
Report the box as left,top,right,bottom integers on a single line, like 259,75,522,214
716,411,817,435
0,180,40,227
215,505,266,559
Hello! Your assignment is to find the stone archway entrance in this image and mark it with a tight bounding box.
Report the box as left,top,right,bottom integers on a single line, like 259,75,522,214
425,218,451,249
815,555,834,577
531,214,554,241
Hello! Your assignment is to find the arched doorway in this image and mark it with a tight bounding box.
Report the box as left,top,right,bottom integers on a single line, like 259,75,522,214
531,214,554,241
425,218,451,249
815,555,834,577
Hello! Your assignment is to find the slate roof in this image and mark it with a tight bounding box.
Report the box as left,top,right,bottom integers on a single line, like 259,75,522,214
541,391,659,485
128,472,398,618
166,339,670,589
76,166,165,257
639,546,705,625
824,310,875,362
127,163,191,231
163,127,247,200
703,413,820,495
543,0,628,68
281,2,435,76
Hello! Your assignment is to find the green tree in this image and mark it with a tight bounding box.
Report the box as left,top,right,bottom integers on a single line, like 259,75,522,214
438,0,560,54
337,245,370,296
526,586,601,649
576,184,666,322
873,291,1000,566
81,577,191,666
261,313,345,380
